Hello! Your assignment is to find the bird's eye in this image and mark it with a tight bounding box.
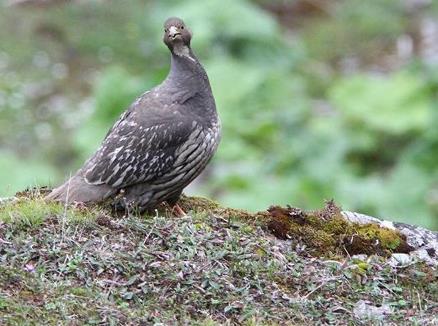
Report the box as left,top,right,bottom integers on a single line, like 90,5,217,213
180,26,184,29
164,28,168,33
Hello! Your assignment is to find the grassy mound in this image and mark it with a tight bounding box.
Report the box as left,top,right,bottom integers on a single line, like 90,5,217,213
0,191,436,324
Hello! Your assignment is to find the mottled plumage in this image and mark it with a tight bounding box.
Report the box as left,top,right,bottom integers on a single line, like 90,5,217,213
46,17,221,211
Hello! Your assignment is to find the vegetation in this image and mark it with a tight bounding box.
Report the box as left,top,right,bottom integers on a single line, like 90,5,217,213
0,191,437,324
0,0,438,230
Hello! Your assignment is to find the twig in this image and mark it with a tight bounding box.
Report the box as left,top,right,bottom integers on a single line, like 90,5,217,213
303,277,338,299
61,172,72,244
143,219,158,245
0,238,12,245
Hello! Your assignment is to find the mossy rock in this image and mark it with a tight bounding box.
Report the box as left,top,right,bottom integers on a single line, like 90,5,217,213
266,200,414,258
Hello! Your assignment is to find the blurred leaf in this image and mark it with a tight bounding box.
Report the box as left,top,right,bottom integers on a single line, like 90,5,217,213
94,66,146,124
154,0,278,44
329,72,432,135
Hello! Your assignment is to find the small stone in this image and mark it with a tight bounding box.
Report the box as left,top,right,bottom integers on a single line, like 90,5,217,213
352,254,368,261
388,253,412,267
353,300,392,321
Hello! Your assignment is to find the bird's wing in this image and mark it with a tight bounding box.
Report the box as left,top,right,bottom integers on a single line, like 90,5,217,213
83,107,198,188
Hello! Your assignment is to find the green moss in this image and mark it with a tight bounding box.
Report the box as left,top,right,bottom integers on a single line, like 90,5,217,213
301,226,337,251
179,195,220,212
178,194,269,221
323,215,353,234
356,224,401,250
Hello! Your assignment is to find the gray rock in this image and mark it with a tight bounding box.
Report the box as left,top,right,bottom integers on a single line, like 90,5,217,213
353,300,392,321
388,253,413,267
342,211,438,266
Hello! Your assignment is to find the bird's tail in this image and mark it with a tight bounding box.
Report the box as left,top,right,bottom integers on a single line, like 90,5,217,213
45,172,114,204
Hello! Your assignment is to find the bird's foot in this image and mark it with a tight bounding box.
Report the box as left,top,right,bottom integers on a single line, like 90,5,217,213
171,203,186,217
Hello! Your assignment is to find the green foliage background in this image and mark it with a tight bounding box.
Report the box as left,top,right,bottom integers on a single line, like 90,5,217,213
0,0,437,229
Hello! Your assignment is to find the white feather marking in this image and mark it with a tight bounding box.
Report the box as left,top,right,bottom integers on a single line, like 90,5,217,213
173,44,196,62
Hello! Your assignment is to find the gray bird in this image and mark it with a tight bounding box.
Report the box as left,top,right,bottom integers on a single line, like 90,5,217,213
46,17,221,213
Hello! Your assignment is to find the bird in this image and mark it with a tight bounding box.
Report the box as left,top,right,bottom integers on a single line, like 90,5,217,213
46,17,221,214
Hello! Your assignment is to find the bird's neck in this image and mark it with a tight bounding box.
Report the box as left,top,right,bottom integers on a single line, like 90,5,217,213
163,47,217,122
166,49,210,91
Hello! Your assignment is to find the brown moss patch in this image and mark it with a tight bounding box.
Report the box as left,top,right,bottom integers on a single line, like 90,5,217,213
266,200,414,258
178,195,221,212
178,194,270,221
15,186,51,199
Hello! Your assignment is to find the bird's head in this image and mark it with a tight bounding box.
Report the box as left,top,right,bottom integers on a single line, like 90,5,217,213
163,17,193,57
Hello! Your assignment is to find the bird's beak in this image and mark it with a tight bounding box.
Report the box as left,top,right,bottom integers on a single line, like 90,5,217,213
168,25,181,39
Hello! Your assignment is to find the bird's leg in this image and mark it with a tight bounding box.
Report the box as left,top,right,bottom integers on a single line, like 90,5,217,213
165,191,185,217
171,203,186,217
